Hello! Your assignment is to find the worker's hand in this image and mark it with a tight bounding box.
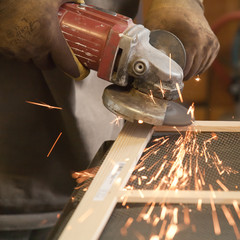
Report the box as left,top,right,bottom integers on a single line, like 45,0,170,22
0,0,88,79
145,0,220,80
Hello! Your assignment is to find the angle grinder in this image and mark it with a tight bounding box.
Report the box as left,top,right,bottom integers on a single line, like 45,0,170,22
58,3,192,126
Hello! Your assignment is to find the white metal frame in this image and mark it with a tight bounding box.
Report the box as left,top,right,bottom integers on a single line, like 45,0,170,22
60,121,240,240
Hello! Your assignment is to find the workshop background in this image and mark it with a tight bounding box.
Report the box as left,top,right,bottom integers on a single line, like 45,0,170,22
137,0,240,121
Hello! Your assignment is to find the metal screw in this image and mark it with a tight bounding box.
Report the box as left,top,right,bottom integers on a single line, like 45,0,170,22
134,61,146,75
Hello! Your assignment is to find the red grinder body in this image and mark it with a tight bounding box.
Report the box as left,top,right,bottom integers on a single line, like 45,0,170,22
58,3,134,81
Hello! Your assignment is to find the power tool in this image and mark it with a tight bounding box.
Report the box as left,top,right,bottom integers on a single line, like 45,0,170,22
58,3,191,126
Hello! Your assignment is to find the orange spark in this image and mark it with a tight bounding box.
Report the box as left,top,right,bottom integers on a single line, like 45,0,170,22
191,224,197,233
146,177,154,185
166,224,178,240
211,132,218,140
148,90,156,104
138,177,142,186
153,216,160,227
138,167,146,172
72,167,96,184
150,235,159,240
47,132,62,158
173,126,182,135
137,203,151,222
187,102,195,120
134,231,145,240
183,207,190,225
159,220,167,239
110,116,123,126
120,217,134,236
173,208,178,224
176,83,183,102
143,202,155,220
216,179,229,192
26,101,62,110
160,205,167,220
154,161,167,180
197,199,202,211
159,80,165,98
232,224,240,240
221,205,235,226
210,198,221,235
233,201,240,219
122,195,128,207
209,184,216,199
138,120,144,124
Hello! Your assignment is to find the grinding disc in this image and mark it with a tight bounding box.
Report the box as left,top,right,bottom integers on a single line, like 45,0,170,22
102,84,192,126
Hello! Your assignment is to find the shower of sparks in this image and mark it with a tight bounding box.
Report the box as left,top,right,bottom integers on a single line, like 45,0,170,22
26,101,62,110
110,116,123,126
175,83,183,103
72,125,240,239
120,127,239,238
148,90,156,104
47,132,62,157
195,75,201,82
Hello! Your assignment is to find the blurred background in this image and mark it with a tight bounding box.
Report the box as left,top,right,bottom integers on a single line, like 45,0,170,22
137,0,240,121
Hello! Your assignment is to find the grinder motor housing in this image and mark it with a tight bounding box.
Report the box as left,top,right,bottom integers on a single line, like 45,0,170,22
58,3,135,86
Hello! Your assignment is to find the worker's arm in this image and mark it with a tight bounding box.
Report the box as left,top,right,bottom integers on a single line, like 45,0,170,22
0,0,88,79
145,0,220,80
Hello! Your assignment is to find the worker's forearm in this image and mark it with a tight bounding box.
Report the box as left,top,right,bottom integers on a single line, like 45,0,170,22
0,1,14,11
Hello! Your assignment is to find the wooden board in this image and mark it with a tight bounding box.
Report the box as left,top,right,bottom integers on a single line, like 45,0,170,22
59,122,154,240
154,120,240,132
118,190,240,204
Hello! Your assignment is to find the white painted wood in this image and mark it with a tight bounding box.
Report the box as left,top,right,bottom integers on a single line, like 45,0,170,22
154,121,240,132
118,190,240,204
59,122,154,240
